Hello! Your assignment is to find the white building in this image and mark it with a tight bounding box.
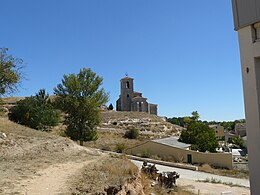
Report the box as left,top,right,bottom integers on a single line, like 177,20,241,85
232,1,260,194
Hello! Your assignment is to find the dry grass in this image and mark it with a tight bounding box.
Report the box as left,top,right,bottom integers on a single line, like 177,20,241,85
68,156,139,194
101,156,138,179
1,96,26,104
199,164,249,179
83,131,145,152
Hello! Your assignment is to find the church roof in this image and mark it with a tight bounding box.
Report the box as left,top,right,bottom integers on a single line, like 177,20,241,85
120,76,134,81
132,96,147,101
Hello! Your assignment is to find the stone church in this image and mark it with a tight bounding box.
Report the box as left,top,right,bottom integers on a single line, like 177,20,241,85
116,76,157,115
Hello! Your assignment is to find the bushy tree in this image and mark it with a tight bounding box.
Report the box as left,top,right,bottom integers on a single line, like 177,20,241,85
108,103,114,110
231,136,245,148
54,68,109,145
191,111,200,121
124,128,139,139
8,89,59,130
0,48,23,96
179,122,219,152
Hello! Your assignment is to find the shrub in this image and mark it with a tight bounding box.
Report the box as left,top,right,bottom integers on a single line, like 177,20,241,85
115,143,126,153
124,128,139,139
141,150,151,158
8,89,59,130
108,103,114,110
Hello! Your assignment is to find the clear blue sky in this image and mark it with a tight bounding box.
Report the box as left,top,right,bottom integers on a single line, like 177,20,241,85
0,0,244,121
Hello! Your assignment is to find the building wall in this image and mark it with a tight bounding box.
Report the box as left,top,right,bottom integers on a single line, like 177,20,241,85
210,125,225,139
126,141,233,169
235,123,247,137
149,104,158,115
131,98,148,112
236,24,260,193
116,98,121,111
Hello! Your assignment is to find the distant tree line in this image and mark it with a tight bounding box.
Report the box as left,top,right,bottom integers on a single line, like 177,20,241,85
167,114,245,132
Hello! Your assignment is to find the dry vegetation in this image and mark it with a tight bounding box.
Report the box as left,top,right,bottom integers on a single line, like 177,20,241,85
199,164,249,179
68,155,140,194
0,117,102,194
0,116,147,194
83,131,145,152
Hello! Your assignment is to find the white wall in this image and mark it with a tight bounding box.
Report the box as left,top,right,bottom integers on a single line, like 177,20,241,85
237,23,260,194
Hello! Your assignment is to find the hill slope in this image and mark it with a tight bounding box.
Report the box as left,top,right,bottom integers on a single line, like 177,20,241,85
0,117,144,194
100,110,184,137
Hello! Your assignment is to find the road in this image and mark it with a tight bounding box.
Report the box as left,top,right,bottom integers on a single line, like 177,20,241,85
132,160,250,187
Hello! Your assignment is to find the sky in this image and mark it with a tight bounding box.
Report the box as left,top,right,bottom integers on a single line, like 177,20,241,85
0,0,244,121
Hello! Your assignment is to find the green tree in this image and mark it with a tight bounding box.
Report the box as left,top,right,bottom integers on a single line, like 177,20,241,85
183,117,192,127
108,103,114,110
54,68,109,145
191,111,200,121
0,48,23,96
231,136,245,148
179,122,219,152
8,89,59,130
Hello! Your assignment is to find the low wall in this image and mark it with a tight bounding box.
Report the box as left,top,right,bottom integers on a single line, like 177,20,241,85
126,141,233,169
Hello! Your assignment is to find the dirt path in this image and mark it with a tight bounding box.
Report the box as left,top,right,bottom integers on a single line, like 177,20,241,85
20,158,99,195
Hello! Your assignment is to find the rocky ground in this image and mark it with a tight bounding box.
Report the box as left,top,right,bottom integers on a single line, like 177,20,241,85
100,111,183,137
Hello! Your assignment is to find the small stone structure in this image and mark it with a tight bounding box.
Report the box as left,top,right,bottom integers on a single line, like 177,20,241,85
116,76,157,115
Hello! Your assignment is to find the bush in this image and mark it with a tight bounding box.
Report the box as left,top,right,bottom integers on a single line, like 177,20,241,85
108,103,114,110
115,143,126,153
124,128,139,139
141,150,151,158
8,89,59,130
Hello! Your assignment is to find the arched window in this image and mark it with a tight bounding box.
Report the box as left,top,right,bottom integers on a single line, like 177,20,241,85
127,94,130,98
126,81,130,88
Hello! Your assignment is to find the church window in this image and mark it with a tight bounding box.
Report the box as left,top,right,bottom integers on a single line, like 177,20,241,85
127,94,130,98
126,81,130,88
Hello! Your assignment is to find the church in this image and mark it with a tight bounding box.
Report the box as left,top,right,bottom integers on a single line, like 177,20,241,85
116,76,157,115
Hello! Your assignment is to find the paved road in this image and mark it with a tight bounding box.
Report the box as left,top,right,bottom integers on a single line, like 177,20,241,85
132,160,250,187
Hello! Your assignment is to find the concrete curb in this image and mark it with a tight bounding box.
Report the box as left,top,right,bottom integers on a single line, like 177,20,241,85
127,155,198,171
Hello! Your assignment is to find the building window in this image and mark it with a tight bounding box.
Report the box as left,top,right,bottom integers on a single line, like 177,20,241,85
253,22,260,41
127,94,129,98
126,81,130,88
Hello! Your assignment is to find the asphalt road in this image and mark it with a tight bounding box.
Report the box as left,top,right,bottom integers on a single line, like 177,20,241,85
132,160,250,188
